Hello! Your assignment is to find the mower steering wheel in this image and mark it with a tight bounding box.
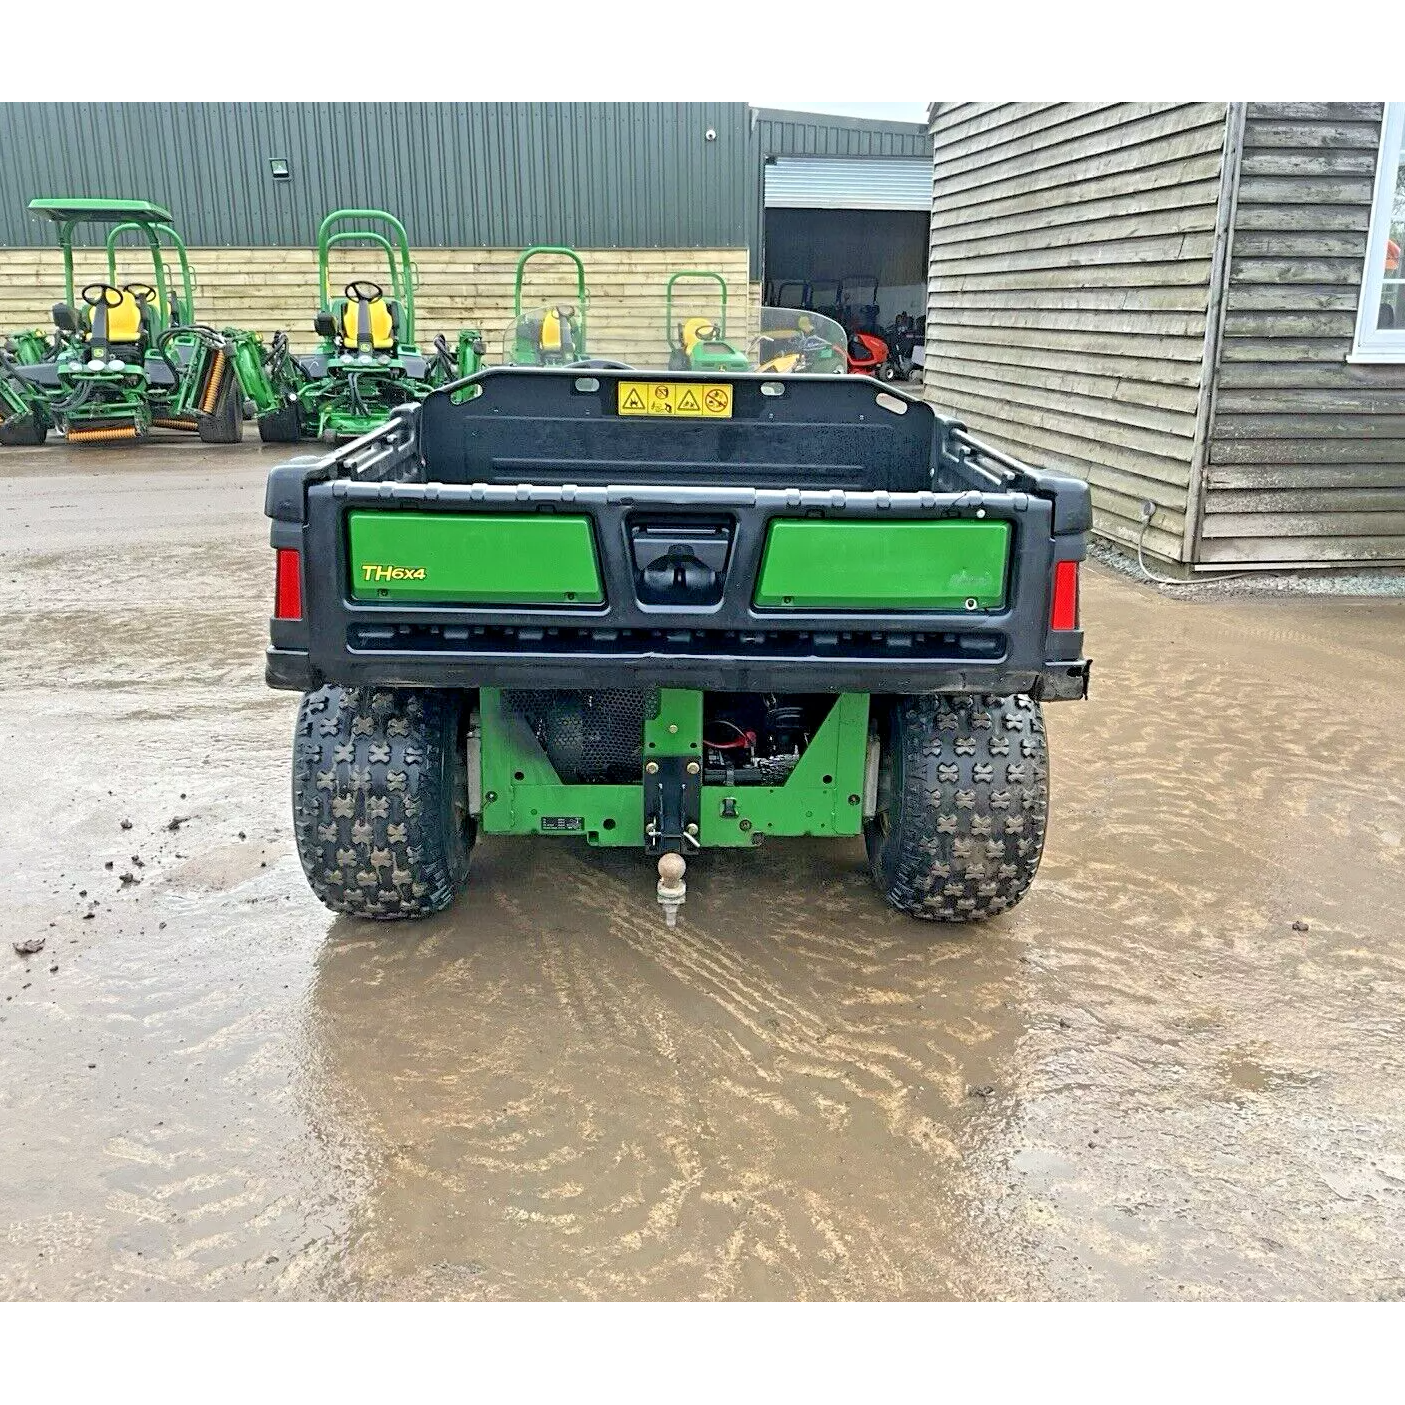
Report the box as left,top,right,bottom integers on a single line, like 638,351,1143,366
566,358,634,370
345,280,383,303
81,283,125,309
124,282,158,305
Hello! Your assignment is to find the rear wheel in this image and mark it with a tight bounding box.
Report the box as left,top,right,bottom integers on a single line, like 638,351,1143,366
865,694,1048,922
292,685,475,920
0,414,46,446
258,401,303,443
197,354,244,443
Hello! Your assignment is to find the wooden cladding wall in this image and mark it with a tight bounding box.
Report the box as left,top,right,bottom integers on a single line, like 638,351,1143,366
1200,103,1405,566
923,102,1231,561
0,246,753,373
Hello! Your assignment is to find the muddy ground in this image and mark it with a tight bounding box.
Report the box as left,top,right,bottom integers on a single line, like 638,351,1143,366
2,438,1403,1301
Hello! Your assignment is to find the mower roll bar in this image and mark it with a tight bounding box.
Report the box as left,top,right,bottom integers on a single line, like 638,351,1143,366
103,220,196,332
513,246,588,346
665,270,729,345
317,210,416,343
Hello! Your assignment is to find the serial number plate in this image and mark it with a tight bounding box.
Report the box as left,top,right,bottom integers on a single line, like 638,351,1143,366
540,815,585,833
618,381,733,419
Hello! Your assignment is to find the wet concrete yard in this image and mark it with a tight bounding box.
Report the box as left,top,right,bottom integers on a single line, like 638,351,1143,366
2,439,1404,1300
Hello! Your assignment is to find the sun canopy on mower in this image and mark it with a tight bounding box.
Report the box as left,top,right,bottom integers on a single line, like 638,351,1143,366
29,198,175,225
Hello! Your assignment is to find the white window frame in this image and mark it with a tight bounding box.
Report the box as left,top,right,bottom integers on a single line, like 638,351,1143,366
1352,102,1405,362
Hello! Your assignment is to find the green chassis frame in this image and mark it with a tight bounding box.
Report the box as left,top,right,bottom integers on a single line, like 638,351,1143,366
665,270,749,372
508,246,588,365
478,689,870,847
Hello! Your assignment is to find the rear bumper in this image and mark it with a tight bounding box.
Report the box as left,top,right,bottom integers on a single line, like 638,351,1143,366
266,645,1090,701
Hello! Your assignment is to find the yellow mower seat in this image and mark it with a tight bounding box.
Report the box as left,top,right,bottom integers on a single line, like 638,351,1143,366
339,296,396,351
91,289,144,350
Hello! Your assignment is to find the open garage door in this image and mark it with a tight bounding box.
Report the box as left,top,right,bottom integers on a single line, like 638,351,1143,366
762,156,930,382
764,157,932,211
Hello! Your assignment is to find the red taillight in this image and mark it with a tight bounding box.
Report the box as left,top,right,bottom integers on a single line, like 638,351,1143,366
274,548,302,621
1050,559,1079,631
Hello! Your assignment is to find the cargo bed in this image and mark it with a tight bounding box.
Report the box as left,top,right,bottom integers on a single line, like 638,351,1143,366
265,367,1090,699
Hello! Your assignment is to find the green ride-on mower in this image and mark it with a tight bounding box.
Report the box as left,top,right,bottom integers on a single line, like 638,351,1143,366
264,342,1092,931
246,209,485,444
505,246,590,366
0,199,262,446
665,271,749,373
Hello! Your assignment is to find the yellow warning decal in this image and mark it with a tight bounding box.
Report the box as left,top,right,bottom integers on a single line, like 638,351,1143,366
617,382,733,418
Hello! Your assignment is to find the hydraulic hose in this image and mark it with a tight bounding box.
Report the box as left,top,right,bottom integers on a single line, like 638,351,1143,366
50,378,94,414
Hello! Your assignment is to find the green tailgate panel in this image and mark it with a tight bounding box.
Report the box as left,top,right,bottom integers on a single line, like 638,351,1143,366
755,519,1012,610
347,511,604,605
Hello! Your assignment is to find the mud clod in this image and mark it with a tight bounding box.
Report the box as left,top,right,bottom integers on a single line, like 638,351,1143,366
12,937,45,956
1292,920,1310,932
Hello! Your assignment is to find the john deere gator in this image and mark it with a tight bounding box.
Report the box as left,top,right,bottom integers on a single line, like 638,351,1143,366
264,342,1091,929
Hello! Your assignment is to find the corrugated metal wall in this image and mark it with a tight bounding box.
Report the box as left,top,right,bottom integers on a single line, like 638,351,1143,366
750,110,931,277
754,109,930,158
0,103,754,250
1199,102,1405,567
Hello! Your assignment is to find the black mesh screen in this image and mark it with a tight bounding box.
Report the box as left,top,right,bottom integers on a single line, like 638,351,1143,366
503,688,657,783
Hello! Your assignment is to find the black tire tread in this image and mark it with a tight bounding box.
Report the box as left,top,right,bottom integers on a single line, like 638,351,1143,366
866,693,1049,922
292,685,473,920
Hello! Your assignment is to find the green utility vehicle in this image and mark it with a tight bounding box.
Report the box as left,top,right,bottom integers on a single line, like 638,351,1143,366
0,199,261,445
665,271,749,372
246,209,485,444
265,353,1091,928
505,246,590,365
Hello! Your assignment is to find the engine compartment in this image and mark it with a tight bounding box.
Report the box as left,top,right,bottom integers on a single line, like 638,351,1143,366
501,688,838,787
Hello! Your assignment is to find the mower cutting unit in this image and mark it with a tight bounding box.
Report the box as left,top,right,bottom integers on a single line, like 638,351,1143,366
0,199,261,445
245,209,484,444
266,361,1091,929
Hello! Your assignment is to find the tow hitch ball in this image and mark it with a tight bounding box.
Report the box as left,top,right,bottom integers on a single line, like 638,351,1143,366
657,853,687,928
